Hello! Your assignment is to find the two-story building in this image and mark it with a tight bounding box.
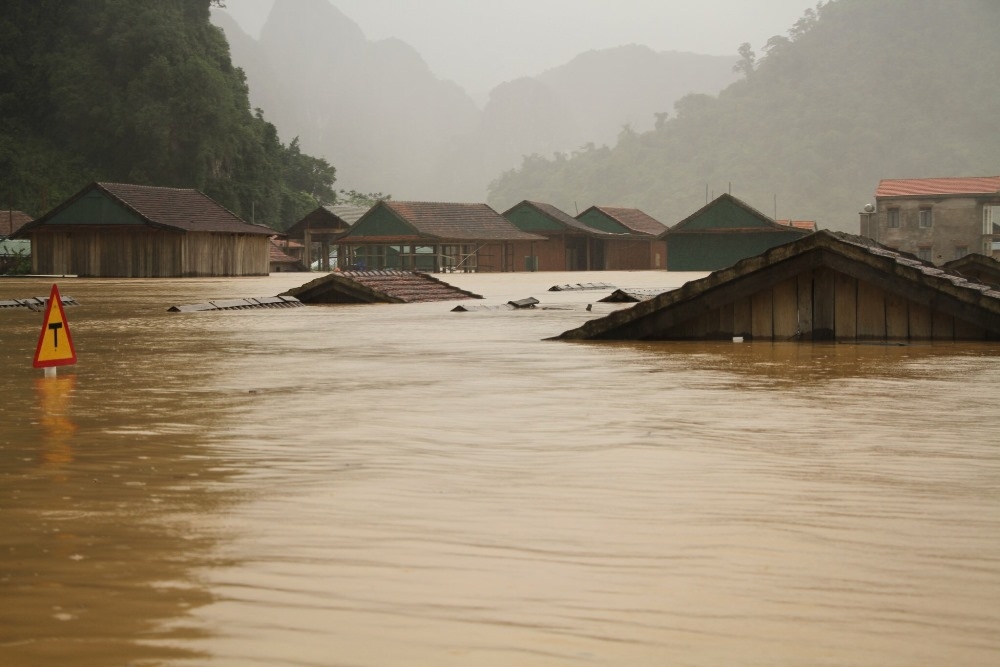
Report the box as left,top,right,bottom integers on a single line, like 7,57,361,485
860,176,1000,264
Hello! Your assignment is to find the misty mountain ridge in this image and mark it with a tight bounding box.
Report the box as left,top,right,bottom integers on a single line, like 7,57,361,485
487,0,1000,232
212,2,738,202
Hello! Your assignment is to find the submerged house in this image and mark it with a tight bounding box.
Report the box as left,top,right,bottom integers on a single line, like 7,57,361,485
502,201,665,271
285,204,368,271
859,176,1000,263
660,193,811,271
335,201,544,272
16,183,272,277
556,231,1000,342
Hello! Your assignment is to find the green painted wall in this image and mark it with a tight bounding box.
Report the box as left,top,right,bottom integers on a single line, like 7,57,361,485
577,210,629,234
667,231,807,271
46,190,145,226
504,205,564,232
349,207,413,237
682,197,773,230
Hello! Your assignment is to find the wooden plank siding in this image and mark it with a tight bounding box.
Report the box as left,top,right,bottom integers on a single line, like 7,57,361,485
634,266,990,342
31,228,267,277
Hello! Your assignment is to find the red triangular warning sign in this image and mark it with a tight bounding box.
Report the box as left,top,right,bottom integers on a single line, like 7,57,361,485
33,284,77,368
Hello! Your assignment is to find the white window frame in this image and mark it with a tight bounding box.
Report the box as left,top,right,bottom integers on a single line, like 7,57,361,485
918,208,932,228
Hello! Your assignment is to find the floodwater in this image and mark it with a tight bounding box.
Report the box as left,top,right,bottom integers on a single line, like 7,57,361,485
1,271,999,667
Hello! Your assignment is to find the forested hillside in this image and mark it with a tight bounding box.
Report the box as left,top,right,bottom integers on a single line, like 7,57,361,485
487,0,1000,231
0,0,334,227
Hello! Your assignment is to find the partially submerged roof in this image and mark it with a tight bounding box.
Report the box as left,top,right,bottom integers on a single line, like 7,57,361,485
17,182,271,236
269,240,302,266
943,253,1000,289
876,176,1000,198
660,193,810,238
283,270,483,304
342,201,544,243
555,231,1000,342
1,210,32,237
577,206,668,236
285,204,368,237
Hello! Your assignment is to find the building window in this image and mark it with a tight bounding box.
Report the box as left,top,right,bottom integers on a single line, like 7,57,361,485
986,206,1000,235
954,246,968,260
918,208,932,228
887,208,900,228
917,246,932,262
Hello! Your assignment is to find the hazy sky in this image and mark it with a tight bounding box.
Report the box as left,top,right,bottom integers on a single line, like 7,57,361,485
222,0,813,96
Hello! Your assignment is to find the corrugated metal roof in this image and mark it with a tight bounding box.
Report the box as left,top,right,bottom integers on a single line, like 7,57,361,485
383,201,545,241
584,206,668,236
876,176,1000,197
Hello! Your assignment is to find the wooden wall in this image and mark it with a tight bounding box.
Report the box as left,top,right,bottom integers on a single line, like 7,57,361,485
658,266,990,341
30,228,269,277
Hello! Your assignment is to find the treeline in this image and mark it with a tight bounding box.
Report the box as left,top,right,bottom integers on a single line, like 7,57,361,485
487,0,1000,231
0,0,335,228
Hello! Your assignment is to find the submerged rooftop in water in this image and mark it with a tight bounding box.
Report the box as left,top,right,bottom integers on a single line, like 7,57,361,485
555,231,1000,342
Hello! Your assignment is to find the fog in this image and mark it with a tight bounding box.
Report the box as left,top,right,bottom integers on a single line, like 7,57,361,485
222,1,811,99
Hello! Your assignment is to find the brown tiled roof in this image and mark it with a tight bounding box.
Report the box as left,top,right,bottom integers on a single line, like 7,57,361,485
522,201,598,233
95,183,272,234
1,210,32,237
383,201,544,241
585,206,668,236
775,219,817,231
876,176,1000,198
269,239,300,264
284,270,482,304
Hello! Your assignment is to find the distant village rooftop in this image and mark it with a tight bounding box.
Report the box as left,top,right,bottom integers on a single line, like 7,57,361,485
876,176,1000,198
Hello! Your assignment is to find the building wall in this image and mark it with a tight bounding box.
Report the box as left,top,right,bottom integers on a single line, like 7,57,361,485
181,232,269,277
654,267,992,342
605,240,666,270
871,195,1000,264
666,231,805,271
29,228,268,277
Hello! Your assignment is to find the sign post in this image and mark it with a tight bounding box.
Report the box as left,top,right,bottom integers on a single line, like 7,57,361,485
33,284,77,377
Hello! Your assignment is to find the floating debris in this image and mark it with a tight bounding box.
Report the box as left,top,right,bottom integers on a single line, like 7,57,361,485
0,295,80,310
453,296,539,312
598,288,669,303
548,282,616,292
168,296,303,313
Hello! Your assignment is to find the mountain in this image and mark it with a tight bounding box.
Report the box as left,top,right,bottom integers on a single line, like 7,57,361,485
0,0,334,226
213,4,738,202
487,0,1000,231
215,0,480,201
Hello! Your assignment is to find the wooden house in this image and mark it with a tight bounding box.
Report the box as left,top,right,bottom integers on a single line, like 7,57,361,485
269,239,305,272
859,176,1000,263
335,201,544,272
576,205,669,269
285,204,368,271
502,201,644,271
659,193,811,271
16,183,272,277
555,231,1000,342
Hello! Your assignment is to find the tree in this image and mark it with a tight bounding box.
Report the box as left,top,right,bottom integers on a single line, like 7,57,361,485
733,42,756,79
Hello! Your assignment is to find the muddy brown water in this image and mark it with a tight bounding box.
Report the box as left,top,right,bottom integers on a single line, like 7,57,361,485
2,271,999,666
